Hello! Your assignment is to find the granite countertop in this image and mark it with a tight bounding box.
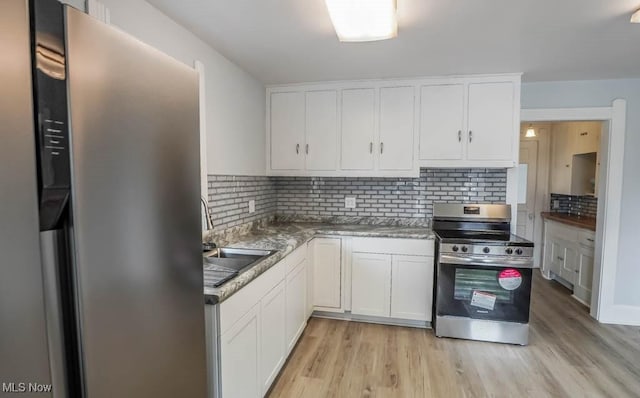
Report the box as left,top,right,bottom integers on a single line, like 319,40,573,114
204,222,434,305
541,212,596,231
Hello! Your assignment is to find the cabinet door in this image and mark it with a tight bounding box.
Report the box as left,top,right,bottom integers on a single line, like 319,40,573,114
270,91,305,170
548,238,564,276
379,86,415,171
305,90,338,171
312,238,342,309
561,244,578,285
221,305,260,398
260,281,286,394
390,255,433,321
466,82,515,161
351,253,392,317
285,261,307,353
419,84,464,161
341,88,375,170
573,121,601,154
574,247,594,305
550,123,572,195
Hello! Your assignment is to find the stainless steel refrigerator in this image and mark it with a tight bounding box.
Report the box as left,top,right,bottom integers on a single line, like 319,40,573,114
0,0,207,397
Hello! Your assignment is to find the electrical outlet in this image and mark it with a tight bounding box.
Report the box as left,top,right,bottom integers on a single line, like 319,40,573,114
553,200,560,209
248,200,255,213
345,197,356,209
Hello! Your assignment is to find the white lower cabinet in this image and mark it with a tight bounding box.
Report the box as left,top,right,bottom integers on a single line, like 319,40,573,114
574,246,594,305
220,304,260,398
260,281,286,395
542,219,595,306
349,238,435,323
312,238,342,310
285,260,307,353
391,255,433,321
351,253,392,317
217,244,309,397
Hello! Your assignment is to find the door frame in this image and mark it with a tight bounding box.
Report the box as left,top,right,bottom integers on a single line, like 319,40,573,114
518,99,626,323
517,139,539,241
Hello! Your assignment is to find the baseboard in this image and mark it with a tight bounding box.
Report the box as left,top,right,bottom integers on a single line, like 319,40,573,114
571,294,591,308
598,304,640,326
312,310,431,329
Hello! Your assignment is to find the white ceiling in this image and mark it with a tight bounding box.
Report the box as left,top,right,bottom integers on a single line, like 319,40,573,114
147,0,640,84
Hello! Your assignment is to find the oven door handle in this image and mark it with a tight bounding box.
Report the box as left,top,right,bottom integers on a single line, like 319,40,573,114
439,254,534,268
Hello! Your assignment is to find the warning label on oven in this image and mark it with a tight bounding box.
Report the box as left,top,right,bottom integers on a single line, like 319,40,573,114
498,269,523,291
470,291,497,311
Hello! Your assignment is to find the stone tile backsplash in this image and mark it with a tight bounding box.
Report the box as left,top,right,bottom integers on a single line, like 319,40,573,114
206,175,276,231
273,168,507,222
550,193,598,218
207,168,508,231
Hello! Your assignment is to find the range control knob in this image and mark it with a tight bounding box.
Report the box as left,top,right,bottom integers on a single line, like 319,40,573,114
452,245,459,252
461,246,468,253
483,247,490,254
515,248,523,255
505,248,514,255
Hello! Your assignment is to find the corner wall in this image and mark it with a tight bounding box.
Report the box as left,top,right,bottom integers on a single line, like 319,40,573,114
98,0,266,176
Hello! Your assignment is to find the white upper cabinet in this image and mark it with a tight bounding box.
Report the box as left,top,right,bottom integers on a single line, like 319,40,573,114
305,90,338,171
418,75,521,168
466,82,516,161
270,91,305,170
340,88,376,170
378,86,415,171
419,84,465,161
267,74,520,175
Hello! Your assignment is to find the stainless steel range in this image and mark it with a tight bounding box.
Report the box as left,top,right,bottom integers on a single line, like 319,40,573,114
432,204,534,345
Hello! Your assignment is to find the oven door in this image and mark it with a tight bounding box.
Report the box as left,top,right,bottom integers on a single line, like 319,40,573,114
436,257,532,323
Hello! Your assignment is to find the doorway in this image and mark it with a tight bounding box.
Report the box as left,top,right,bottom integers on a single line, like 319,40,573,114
518,100,627,324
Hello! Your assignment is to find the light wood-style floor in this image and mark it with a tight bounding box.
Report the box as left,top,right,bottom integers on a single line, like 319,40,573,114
268,273,640,397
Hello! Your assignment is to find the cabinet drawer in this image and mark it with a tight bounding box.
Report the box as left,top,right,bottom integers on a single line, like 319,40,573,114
578,230,596,248
285,244,307,274
352,237,434,256
546,220,579,242
220,259,286,335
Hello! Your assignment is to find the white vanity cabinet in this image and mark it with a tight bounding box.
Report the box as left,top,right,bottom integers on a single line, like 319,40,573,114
542,218,596,306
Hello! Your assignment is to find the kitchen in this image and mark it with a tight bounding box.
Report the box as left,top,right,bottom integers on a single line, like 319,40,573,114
2,1,640,398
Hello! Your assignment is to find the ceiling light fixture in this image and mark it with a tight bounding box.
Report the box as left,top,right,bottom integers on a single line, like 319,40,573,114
325,0,398,42
525,124,536,138
631,9,640,23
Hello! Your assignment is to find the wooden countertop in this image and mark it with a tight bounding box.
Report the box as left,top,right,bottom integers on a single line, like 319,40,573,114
541,212,596,231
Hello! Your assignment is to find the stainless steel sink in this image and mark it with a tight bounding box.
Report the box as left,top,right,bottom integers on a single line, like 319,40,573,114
203,247,277,287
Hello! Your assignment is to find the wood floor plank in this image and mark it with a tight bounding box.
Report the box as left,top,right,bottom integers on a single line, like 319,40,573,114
268,273,640,398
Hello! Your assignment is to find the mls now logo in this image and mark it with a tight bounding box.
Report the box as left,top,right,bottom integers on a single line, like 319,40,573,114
2,382,53,393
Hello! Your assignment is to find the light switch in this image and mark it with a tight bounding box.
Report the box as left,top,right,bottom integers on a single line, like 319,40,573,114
248,200,255,213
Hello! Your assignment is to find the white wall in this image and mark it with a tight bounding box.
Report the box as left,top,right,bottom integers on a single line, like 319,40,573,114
522,79,640,308
98,0,266,176
61,0,85,10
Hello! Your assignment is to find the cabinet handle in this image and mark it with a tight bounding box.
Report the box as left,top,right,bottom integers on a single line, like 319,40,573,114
469,130,473,143
370,142,373,153
586,238,594,242
306,144,309,154
458,130,462,142
380,142,384,154
296,143,299,154
557,256,564,262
